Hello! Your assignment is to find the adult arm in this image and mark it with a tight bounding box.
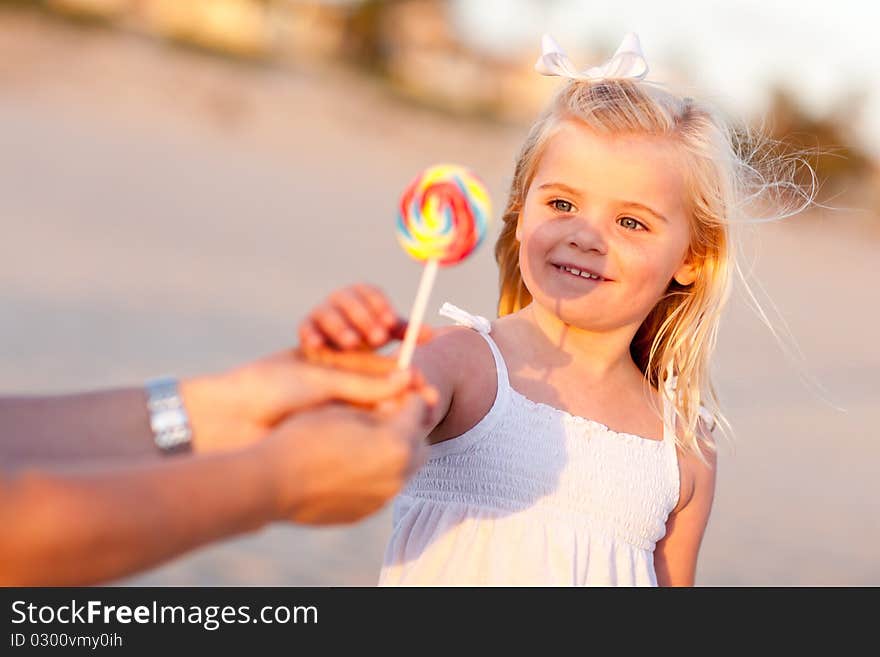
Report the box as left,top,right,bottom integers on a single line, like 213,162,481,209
0,349,431,466
0,445,272,585
0,389,158,465
0,394,429,586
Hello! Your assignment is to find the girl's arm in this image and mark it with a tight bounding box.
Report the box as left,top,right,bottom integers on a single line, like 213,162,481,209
298,284,456,435
653,422,718,587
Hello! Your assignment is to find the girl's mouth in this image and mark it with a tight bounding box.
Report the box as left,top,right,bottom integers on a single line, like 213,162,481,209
552,263,609,282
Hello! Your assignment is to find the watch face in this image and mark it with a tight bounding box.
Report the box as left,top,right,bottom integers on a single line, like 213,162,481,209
154,425,192,451
151,408,188,433
146,379,192,452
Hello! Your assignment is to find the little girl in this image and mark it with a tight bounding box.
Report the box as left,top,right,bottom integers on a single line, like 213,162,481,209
299,34,807,586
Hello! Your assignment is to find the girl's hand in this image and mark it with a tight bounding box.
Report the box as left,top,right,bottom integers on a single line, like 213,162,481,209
298,284,433,352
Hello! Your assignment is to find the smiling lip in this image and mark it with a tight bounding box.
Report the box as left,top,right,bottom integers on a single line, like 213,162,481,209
551,262,612,282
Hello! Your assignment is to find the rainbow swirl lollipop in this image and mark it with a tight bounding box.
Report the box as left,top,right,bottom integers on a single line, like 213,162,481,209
394,164,492,369
396,164,491,266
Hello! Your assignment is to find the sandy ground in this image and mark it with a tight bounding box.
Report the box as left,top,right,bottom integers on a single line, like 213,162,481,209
1,10,877,586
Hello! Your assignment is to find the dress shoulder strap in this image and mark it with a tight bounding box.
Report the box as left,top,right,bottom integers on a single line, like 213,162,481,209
438,302,510,394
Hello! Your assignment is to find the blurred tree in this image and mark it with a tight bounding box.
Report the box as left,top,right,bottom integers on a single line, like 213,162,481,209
339,0,454,75
340,0,398,73
762,85,873,200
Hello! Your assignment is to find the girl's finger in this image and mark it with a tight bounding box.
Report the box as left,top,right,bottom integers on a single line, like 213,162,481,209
353,284,398,328
298,321,326,352
312,305,364,349
331,289,389,347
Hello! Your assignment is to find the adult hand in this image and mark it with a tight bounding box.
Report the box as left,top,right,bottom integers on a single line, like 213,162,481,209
258,392,431,525
181,348,437,454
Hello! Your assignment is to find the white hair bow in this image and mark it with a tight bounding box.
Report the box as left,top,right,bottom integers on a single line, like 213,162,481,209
534,33,649,82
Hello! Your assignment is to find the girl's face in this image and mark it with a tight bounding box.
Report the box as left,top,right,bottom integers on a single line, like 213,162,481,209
517,119,697,332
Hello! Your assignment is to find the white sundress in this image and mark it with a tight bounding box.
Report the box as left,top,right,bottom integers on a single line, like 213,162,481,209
378,303,684,586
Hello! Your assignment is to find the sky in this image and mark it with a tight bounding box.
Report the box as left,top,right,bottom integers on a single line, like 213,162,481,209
452,0,880,158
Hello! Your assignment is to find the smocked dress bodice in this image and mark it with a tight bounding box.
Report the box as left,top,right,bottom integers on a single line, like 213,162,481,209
378,303,684,586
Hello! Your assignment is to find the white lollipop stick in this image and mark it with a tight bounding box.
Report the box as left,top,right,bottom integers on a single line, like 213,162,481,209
397,259,439,370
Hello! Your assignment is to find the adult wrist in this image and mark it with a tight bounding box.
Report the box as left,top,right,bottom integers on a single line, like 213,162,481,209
228,443,282,531
178,375,213,453
179,371,255,454
254,421,309,524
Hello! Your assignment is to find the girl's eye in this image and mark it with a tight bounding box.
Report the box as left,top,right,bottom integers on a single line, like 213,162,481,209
550,199,574,213
618,216,647,231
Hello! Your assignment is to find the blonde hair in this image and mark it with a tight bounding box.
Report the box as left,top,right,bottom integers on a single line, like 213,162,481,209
495,79,813,463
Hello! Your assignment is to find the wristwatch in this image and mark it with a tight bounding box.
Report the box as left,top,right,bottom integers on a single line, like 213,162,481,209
145,377,193,454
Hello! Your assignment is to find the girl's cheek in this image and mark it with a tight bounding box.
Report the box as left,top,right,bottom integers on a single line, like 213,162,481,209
519,235,547,290
525,220,561,249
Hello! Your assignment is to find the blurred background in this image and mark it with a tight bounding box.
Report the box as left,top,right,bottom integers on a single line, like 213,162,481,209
1,0,877,586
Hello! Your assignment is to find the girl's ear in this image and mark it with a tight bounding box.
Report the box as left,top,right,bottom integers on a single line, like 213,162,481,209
515,215,522,242
673,254,698,286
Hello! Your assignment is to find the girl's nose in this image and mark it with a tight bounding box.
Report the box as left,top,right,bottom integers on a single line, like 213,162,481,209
566,216,608,255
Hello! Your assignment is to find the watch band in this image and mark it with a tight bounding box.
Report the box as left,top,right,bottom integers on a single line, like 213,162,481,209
145,377,193,453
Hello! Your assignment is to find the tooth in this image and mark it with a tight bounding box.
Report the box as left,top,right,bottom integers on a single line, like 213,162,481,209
570,268,581,276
